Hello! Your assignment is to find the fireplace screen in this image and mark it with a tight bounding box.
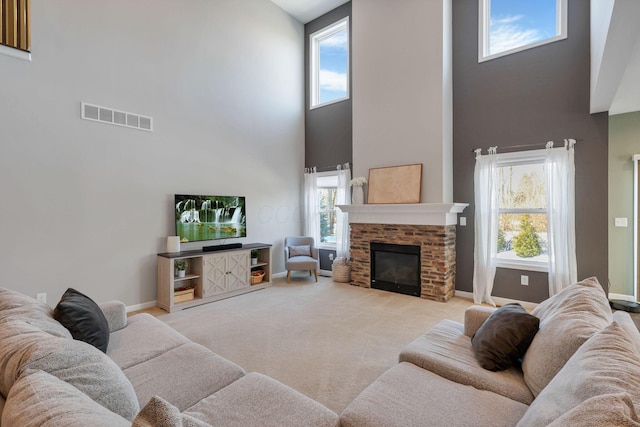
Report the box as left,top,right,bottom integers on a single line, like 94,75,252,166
370,243,421,297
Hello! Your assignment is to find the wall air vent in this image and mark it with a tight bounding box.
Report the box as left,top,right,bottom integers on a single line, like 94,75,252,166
81,102,153,132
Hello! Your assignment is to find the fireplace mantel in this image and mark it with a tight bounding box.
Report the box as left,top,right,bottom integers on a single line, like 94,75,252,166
337,203,468,226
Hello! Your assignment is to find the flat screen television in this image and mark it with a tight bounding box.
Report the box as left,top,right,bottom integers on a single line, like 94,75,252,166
175,195,246,243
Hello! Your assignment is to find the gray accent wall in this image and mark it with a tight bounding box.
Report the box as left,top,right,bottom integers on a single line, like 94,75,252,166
0,0,304,307
305,2,353,169
453,0,609,302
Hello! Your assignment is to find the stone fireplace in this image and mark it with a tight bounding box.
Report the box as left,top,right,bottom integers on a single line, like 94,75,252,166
337,204,467,303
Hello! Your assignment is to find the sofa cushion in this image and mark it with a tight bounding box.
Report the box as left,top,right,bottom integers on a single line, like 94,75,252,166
516,321,640,427
0,319,58,397
124,342,245,411
521,277,611,396
107,313,190,370
133,395,211,427
185,372,340,427
546,393,640,427
0,288,72,338
53,288,110,352
1,370,130,427
471,303,539,371
399,319,534,404
26,337,140,421
340,362,528,427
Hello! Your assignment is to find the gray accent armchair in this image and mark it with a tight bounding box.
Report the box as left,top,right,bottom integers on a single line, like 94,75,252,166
284,236,319,283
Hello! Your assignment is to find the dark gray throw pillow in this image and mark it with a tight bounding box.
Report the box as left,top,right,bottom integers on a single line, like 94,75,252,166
53,288,110,353
471,303,539,371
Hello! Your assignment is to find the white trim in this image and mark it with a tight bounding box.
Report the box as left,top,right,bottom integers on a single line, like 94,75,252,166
609,292,636,302
272,271,288,279
126,300,158,313
309,16,350,109
0,44,31,61
478,0,568,63
634,155,640,300
455,290,539,310
496,258,549,273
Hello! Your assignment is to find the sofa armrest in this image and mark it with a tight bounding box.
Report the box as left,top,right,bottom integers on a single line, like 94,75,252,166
98,300,128,333
463,306,497,337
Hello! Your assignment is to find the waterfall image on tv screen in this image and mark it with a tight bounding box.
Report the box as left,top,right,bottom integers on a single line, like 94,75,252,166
175,195,246,242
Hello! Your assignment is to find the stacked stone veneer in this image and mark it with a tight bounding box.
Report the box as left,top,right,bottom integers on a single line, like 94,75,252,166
350,223,457,302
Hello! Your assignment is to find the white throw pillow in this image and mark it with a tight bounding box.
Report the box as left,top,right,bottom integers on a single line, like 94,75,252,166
289,245,311,257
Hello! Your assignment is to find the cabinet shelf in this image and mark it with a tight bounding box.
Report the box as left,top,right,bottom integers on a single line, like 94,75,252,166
174,274,200,282
251,262,268,268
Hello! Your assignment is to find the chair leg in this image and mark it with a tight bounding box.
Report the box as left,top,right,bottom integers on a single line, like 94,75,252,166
309,270,312,276
287,271,291,283
314,269,318,282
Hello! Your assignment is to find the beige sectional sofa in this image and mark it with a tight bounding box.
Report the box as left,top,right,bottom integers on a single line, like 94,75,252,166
341,277,640,426
0,288,339,427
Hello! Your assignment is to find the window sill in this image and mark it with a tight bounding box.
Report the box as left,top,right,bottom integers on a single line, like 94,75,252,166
310,96,349,110
0,44,31,61
318,244,336,251
495,258,548,273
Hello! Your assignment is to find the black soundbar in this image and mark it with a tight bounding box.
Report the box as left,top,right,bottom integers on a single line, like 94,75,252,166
202,243,243,252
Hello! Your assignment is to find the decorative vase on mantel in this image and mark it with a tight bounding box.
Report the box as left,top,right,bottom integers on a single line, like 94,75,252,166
352,185,364,205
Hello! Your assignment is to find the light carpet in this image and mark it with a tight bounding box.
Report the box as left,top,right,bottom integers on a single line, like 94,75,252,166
159,276,474,413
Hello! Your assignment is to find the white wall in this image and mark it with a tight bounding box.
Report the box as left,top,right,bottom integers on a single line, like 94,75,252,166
0,0,304,306
352,0,452,203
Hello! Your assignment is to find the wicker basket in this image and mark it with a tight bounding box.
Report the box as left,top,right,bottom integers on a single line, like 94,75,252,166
251,270,265,285
332,263,351,283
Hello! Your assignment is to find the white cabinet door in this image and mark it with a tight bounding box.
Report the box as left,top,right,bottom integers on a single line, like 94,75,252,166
228,251,250,292
203,253,228,297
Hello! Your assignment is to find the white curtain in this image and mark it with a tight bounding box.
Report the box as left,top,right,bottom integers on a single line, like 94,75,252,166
545,139,577,296
303,167,319,242
336,163,351,259
473,147,498,306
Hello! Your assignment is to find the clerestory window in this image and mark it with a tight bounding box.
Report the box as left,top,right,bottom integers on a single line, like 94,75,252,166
479,0,567,62
309,17,349,109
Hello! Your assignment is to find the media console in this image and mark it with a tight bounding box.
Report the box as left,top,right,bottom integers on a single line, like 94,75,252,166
157,243,272,313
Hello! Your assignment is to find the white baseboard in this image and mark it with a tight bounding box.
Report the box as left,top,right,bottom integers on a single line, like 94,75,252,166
272,271,287,279
454,290,539,310
126,300,158,313
609,292,636,302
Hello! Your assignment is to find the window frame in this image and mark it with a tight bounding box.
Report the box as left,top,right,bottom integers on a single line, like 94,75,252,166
309,16,350,110
316,171,339,249
494,150,549,272
478,0,567,63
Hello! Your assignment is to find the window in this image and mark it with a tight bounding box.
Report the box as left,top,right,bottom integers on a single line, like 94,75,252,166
317,173,338,246
0,0,31,61
479,0,567,62
496,152,548,271
310,17,349,109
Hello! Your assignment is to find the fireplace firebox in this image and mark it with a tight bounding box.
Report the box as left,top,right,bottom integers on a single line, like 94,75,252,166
370,243,421,297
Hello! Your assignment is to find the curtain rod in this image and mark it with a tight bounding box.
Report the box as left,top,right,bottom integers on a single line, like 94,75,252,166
307,162,351,173
471,138,581,153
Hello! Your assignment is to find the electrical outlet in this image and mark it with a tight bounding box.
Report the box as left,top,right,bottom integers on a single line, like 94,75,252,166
615,217,628,227
520,275,529,286
36,292,47,304
460,217,467,226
